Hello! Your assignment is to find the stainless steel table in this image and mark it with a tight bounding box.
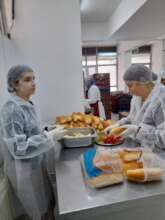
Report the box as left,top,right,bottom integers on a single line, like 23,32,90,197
54,141,165,220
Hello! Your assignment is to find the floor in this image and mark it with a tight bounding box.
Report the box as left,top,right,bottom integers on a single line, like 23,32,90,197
15,174,56,220
16,208,55,220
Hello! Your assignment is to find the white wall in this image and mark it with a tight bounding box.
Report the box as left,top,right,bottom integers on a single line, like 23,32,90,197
151,40,162,74
0,35,24,108
117,40,163,91
0,0,83,125
117,41,145,91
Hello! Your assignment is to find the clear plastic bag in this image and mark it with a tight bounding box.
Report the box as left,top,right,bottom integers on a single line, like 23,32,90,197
93,147,123,173
81,146,165,188
80,147,124,188
126,145,165,182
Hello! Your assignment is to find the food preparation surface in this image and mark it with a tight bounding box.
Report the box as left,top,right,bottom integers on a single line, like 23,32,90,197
55,141,165,220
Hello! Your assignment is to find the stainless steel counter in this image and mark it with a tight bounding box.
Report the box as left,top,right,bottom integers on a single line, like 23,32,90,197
54,141,165,220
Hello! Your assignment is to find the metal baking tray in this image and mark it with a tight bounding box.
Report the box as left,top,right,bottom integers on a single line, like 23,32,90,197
62,127,96,148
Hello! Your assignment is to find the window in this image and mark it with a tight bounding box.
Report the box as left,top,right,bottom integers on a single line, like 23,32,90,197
0,0,15,37
82,46,118,91
87,55,96,66
131,45,152,68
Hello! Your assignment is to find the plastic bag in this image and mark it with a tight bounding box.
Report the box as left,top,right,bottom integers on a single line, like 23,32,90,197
93,147,123,173
81,148,124,188
126,147,165,182
81,147,165,188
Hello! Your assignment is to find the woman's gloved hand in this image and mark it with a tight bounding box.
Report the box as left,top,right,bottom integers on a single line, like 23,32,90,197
119,124,139,139
46,127,66,141
104,122,120,134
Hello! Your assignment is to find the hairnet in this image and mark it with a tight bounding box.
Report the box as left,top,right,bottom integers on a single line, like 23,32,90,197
7,65,34,93
123,64,156,83
87,78,96,89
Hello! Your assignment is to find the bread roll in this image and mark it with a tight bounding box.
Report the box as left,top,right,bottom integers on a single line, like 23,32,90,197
123,152,142,162
126,168,162,182
92,116,100,125
102,120,113,128
83,116,92,125
123,162,143,176
118,149,142,162
86,173,124,188
111,127,126,136
58,116,67,124
98,123,104,131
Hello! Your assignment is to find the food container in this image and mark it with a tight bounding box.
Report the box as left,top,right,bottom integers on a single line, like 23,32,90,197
62,127,96,148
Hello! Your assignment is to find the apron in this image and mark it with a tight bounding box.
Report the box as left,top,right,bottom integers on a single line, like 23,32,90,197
90,102,99,117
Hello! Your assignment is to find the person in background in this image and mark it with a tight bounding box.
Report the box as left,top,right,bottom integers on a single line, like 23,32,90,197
105,64,165,150
0,65,65,220
87,78,105,118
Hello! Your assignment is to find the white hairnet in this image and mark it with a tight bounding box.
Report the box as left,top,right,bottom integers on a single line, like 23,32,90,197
7,65,34,93
123,64,157,83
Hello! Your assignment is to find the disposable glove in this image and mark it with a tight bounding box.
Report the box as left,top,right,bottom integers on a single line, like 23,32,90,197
46,127,66,141
119,124,139,139
82,99,91,108
104,122,120,134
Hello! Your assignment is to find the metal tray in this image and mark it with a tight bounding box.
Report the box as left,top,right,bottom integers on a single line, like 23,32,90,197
62,127,96,148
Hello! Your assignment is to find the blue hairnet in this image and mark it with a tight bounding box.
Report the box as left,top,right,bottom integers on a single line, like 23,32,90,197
87,78,96,89
123,64,156,83
7,65,34,93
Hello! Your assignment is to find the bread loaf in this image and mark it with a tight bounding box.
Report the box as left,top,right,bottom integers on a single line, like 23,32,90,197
86,173,124,188
123,162,143,176
123,152,142,162
126,168,162,182
111,127,126,136
118,150,142,162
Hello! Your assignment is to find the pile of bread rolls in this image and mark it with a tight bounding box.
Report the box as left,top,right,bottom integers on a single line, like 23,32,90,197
55,112,112,132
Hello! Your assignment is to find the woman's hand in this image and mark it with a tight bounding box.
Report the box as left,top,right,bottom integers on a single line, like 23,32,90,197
119,124,139,139
104,122,120,134
46,127,66,141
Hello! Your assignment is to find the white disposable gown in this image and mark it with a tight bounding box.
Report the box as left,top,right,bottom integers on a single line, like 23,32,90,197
120,84,165,149
87,85,106,118
119,95,142,126
134,83,165,149
0,94,54,220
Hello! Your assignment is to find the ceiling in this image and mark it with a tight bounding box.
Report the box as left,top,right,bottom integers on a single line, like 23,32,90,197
81,0,122,23
81,0,165,44
110,0,165,41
